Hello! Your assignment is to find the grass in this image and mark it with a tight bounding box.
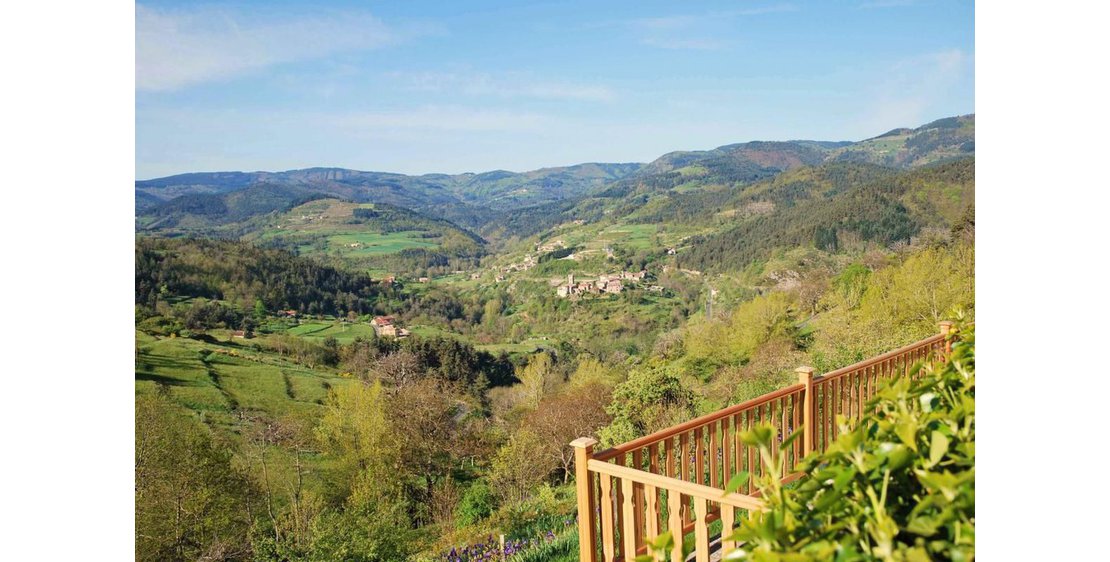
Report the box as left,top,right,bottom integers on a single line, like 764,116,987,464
323,231,439,256
476,337,554,355
284,321,378,343
135,330,354,429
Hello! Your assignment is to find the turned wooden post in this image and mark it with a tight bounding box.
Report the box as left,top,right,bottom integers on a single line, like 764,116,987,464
571,437,599,562
795,367,815,457
939,320,954,356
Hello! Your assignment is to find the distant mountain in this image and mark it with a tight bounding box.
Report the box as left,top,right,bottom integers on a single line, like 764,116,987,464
831,114,975,168
136,115,973,248
137,168,494,229
138,183,331,231
136,162,643,226
450,162,642,209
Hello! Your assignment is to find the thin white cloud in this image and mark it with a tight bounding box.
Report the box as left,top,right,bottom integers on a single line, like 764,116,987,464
626,4,796,51
630,15,703,30
627,5,797,29
389,71,616,102
862,49,973,132
327,106,555,133
136,4,396,92
859,0,917,8
640,37,729,51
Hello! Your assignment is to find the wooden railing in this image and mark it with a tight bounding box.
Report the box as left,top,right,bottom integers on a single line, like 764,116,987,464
571,322,954,562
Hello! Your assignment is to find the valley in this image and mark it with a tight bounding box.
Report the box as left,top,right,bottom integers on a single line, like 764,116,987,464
135,115,975,562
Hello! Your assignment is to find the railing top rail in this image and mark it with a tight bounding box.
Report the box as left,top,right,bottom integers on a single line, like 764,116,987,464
815,333,945,383
587,458,766,511
593,383,805,461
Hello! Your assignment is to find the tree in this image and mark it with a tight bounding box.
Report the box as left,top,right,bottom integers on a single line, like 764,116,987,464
516,352,559,408
598,365,699,447
314,380,398,498
312,380,412,560
385,377,468,525
488,429,551,504
136,394,256,562
523,382,612,483
372,349,423,387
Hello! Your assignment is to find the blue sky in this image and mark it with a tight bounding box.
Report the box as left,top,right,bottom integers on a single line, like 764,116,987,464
135,0,974,179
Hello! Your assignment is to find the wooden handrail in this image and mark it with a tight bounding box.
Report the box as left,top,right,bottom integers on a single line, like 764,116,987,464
587,459,766,511
816,333,945,382
594,383,805,461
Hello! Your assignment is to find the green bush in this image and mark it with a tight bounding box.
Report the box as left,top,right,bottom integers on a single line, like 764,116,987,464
457,481,498,528
730,323,975,561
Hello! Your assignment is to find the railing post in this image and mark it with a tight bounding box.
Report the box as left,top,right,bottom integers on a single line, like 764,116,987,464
795,367,815,457
571,437,599,562
939,320,954,356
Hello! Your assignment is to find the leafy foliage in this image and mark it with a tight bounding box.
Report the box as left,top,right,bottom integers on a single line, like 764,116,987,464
729,324,975,561
598,365,700,446
135,393,257,562
136,237,393,316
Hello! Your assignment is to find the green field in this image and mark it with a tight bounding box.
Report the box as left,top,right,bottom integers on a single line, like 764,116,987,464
284,320,379,343
135,330,354,430
289,230,439,258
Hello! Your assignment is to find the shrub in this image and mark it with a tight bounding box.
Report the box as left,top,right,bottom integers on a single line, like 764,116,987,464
457,481,498,528
730,323,975,560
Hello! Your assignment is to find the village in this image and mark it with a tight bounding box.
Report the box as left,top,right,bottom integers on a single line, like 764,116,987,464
555,270,663,298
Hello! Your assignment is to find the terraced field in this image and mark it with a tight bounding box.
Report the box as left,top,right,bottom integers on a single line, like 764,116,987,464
134,330,354,432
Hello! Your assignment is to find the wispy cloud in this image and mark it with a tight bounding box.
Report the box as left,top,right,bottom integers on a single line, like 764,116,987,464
624,4,797,51
389,71,616,102
862,49,973,132
640,37,729,51
327,106,555,133
858,0,917,8
136,4,398,92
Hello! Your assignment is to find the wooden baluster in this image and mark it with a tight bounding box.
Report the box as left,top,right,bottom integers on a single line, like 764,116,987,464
680,432,692,523
780,397,789,477
721,504,736,555
746,410,756,494
666,437,675,479
693,427,704,485
649,443,662,535
733,413,743,488
612,454,625,559
668,490,683,562
824,381,832,449
680,432,690,482
599,473,616,562
632,449,644,546
709,421,719,488
849,371,857,421
792,390,803,466
722,415,732,484
693,497,709,562
621,478,637,558
766,402,775,477
571,438,598,562
645,483,659,542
